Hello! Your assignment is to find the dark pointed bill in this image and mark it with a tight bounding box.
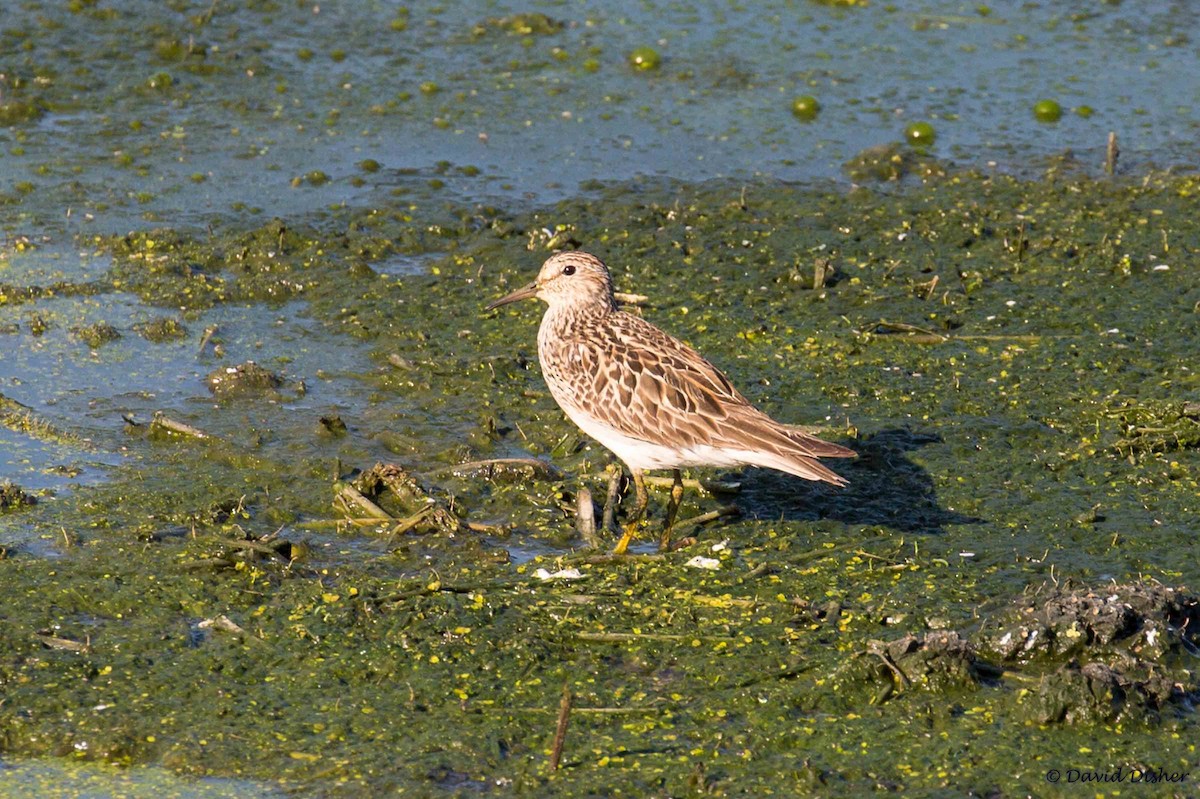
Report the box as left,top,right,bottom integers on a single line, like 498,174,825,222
486,281,539,310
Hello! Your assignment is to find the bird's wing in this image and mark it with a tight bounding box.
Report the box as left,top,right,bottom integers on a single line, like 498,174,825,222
559,310,853,465
549,310,738,444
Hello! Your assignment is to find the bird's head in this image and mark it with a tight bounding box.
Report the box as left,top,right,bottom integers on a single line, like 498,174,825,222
486,251,615,313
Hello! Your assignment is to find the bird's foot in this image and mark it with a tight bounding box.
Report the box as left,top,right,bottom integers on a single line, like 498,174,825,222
612,520,643,555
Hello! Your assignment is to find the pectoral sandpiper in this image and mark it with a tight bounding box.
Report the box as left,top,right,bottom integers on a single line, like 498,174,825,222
487,251,854,553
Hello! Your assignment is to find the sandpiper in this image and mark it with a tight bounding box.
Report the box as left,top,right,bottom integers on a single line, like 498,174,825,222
487,251,854,552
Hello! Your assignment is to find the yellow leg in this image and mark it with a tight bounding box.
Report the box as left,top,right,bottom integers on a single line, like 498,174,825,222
659,469,684,551
612,469,648,554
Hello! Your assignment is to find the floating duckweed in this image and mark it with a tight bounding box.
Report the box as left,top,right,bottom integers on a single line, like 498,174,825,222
0,98,43,125
506,13,563,35
146,72,173,90
134,317,188,343
419,81,440,95
296,48,313,61
583,58,600,73
359,159,380,173
1074,104,1094,118
25,313,49,336
1033,99,1062,122
154,38,185,61
206,361,283,399
791,95,821,121
0,482,37,511
628,46,661,71
904,120,937,145
71,322,121,349
330,50,346,63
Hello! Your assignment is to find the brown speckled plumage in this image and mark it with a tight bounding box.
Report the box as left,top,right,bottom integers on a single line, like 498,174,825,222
488,251,854,549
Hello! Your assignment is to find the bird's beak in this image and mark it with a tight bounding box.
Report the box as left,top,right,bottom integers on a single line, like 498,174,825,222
486,281,539,310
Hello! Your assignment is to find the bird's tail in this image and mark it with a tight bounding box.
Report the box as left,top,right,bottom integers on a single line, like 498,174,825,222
733,420,856,486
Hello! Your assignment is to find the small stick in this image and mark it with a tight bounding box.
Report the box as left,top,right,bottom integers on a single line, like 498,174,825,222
197,324,219,356
465,520,509,534
432,457,563,481
919,274,939,300
150,412,212,440
177,557,236,570
575,487,601,548
567,552,665,565
36,633,91,653
513,706,656,715
333,483,393,520
198,614,248,636
640,475,726,493
601,465,622,532
294,518,390,529
861,320,948,341
813,258,834,291
549,683,572,771
613,291,648,305
575,631,736,643
1105,131,1119,175
389,506,434,535
669,504,739,535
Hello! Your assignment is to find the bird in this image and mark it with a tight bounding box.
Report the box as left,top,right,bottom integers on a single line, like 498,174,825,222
487,250,855,553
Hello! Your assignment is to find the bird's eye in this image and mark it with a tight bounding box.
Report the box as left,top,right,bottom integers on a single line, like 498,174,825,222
562,264,576,276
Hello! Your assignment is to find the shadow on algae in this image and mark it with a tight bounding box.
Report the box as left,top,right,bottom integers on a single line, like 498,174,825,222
2,168,1200,796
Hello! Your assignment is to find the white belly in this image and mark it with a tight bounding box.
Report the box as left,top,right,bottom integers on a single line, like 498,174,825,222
558,401,748,473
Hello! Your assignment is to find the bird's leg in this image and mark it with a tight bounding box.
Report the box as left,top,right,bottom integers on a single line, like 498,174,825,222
659,468,684,551
612,469,648,554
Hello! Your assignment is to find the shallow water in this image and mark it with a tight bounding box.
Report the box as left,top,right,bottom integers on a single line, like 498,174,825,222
1,1,1199,796
4,0,1199,235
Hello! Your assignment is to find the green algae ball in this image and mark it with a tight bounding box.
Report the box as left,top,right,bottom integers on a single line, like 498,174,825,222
904,121,936,145
1033,99,1062,122
791,95,821,121
628,46,661,71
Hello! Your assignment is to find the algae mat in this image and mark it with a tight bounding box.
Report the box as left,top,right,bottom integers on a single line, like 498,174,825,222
2,171,1199,796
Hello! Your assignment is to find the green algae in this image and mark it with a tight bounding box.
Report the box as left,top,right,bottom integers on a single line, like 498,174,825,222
473,13,565,38
2,170,1200,794
0,393,93,452
134,316,189,343
0,482,37,512
69,321,121,349
205,362,284,400
3,0,1200,790
1104,399,1200,456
